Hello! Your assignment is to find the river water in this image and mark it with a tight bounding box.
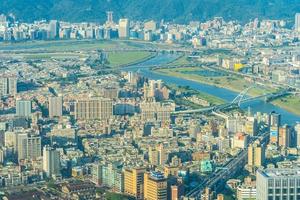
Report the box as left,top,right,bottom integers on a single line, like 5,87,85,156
123,54,300,125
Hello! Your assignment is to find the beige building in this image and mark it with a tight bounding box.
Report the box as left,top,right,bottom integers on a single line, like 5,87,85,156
118,18,130,38
124,168,146,199
75,97,113,120
248,141,265,172
144,171,167,200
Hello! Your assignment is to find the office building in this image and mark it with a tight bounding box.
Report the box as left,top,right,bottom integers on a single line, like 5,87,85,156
16,100,32,117
49,96,63,118
0,76,17,97
43,146,61,178
48,20,60,39
124,168,146,199
278,125,291,148
295,123,300,148
295,13,300,32
247,141,265,172
144,20,158,31
144,171,167,200
119,18,130,38
269,112,281,144
256,168,300,200
17,133,41,161
148,144,167,166
75,97,113,120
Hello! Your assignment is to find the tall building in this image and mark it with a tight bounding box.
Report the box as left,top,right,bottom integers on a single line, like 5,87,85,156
118,18,130,38
144,20,158,31
0,76,17,97
49,96,63,118
295,123,300,148
269,111,281,144
48,20,60,39
17,133,41,161
16,100,32,117
278,125,291,148
107,11,113,24
247,141,265,172
149,144,167,166
144,171,167,200
256,168,300,200
124,168,146,199
43,146,61,178
295,13,300,32
75,97,113,120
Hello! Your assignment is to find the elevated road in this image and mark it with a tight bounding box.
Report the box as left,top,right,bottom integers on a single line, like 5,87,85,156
184,130,269,200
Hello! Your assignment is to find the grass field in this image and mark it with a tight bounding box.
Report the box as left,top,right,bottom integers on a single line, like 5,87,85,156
107,51,154,67
272,95,300,116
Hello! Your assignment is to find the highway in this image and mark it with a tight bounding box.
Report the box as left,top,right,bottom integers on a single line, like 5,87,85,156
184,129,269,200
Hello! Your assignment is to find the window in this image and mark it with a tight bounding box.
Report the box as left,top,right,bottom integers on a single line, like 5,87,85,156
290,188,294,193
283,188,287,194
275,189,280,194
268,189,273,194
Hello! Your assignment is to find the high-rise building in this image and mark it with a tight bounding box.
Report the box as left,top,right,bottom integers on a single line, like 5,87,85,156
269,111,281,144
144,20,158,31
16,100,32,117
48,20,60,39
124,168,146,199
295,13,300,32
75,97,113,120
256,168,300,200
118,18,130,38
49,96,63,118
0,76,17,97
248,141,265,172
43,146,61,178
144,171,167,200
107,11,113,24
17,133,41,161
295,123,300,148
278,125,291,148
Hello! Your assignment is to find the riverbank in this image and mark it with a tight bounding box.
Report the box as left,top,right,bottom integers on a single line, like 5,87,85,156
155,66,275,96
154,66,300,116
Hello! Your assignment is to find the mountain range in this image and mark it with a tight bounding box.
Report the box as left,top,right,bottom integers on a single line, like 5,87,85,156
0,0,299,23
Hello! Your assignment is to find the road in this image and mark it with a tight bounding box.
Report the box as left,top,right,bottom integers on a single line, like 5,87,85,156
184,129,269,200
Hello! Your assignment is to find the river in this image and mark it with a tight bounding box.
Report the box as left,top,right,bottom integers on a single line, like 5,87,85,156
123,53,300,125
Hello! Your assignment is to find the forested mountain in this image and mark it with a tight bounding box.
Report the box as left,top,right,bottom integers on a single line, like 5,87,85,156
0,0,299,23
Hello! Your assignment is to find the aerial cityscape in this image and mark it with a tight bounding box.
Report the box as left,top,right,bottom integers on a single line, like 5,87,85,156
0,2,300,200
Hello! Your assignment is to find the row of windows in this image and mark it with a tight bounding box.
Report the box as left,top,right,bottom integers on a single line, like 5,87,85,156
268,188,300,194
268,195,300,200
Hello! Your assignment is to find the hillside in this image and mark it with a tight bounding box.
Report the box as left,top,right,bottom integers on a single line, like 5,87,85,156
0,0,299,23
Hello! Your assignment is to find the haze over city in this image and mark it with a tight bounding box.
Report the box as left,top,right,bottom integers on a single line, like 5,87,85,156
0,1,300,200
